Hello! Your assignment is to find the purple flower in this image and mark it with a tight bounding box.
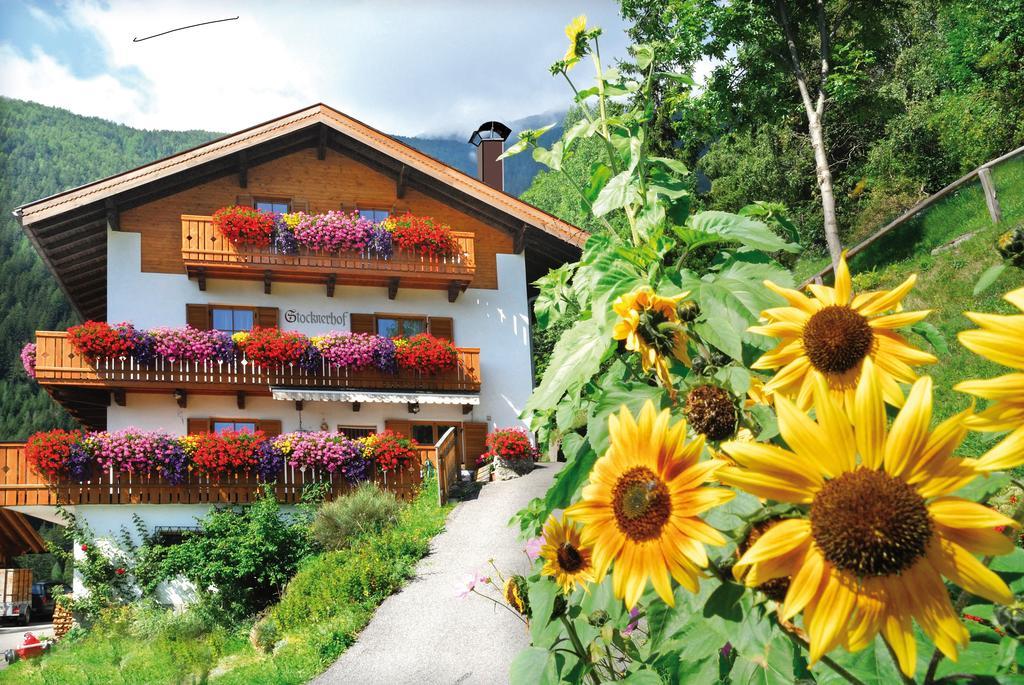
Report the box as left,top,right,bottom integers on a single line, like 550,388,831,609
455,571,491,599
256,441,285,482
524,536,544,562
371,336,398,373
297,343,323,373
20,343,36,379
316,333,379,370
275,432,371,483
149,327,234,364
66,443,92,483
271,216,298,255
622,607,641,636
368,224,393,259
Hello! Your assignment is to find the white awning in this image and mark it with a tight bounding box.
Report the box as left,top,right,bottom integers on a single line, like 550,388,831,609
270,388,480,405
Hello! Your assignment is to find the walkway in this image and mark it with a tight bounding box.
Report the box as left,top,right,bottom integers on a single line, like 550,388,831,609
313,462,561,685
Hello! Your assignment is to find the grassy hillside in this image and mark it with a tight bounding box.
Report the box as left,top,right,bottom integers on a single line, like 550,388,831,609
799,156,1024,457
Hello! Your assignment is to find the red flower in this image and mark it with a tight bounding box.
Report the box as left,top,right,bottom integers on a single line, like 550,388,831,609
395,334,458,375
212,205,275,246
25,429,84,479
191,431,265,478
67,321,136,359
115,568,126,576
368,431,417,472
81,544,88,552
483,428,538,463
389,213,462,259
236,327,307,368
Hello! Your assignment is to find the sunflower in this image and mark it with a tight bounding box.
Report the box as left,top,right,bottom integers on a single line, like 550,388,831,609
504,575,530,616
751,253,935,410
539,515,597,594
718,359,1021,676
955,287,1024,471
563,15,589,67
612,287,691,394
566,401,734,609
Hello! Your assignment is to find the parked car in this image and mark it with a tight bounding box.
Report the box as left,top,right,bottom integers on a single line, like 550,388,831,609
30,581,68,620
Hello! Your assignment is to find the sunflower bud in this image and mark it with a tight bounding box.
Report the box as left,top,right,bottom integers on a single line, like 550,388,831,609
710,350,731,366
994,601,1024,638
587,609,610,627
677,300,700,322
685,384,738,441
997,225,1024,266
691,356,708,374
550,593,568,620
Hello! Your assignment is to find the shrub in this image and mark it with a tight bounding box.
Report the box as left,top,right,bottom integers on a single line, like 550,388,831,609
161,486,316,620
311,482,403,551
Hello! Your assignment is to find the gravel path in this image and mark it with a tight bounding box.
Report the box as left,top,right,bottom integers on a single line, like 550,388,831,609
313,463,561,685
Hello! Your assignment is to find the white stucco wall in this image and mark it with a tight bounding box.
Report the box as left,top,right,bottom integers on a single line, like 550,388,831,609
106,228,534,433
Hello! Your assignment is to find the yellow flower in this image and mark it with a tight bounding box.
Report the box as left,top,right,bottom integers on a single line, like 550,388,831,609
563,15,588,67
745,375,774,408
751,252,935,410
503,576,530,615
231,331,250,345
954,287,1024,471
612,287,691,394
718,359,1020,677
539,515,596,595
566,401,734,609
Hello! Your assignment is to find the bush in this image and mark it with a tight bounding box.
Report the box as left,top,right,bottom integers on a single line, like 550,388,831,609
310,482,403,551
160,486,317,620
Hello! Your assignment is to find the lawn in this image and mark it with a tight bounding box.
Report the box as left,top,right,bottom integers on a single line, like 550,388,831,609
1,480,451,685
795,155,1024,457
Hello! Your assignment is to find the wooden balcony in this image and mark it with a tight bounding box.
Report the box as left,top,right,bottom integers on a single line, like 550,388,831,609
33,331,481,399
0,442,431,506
181,215,476,300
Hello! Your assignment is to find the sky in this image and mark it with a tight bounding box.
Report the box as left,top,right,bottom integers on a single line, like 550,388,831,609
0,0,634,138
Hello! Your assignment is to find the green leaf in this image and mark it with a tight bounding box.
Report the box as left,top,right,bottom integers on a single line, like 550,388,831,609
592,170,642,217
695,282,749,360
974,263,1008,296
730,631,796,685
533,140,564,172
584,163,614,204
587,382,667,456
688,211,800,253
910,321,949,356
714,365,751,396
655,71,696,86
632,43,655,70
649,156,689,177
543,440,598,517
523,319,612,417
527,579,559,644
953,471,1011,503
509,647,556,685
621,670,663,684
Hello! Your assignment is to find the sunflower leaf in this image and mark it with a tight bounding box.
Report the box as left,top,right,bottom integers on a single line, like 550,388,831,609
523,319,612,418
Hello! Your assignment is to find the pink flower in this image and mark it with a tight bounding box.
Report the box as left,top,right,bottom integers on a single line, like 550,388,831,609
524,536,544,562
622,607,640,636
455,571,490,599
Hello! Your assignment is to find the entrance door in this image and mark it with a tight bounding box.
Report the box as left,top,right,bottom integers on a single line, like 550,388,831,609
411,422,462,467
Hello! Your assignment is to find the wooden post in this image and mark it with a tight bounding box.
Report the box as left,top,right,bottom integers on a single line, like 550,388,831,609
978,166,1002,224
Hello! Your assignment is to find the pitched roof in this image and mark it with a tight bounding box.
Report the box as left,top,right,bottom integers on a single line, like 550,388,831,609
16,104,585,321
17,103,586,245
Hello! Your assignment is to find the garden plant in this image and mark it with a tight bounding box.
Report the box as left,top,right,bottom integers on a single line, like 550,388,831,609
493,18,1024,684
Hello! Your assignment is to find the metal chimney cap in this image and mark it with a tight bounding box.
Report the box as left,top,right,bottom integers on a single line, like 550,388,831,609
468,121,512,146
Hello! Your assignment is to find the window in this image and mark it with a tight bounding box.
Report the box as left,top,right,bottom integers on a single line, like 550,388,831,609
255,199,290,214
210,307,255,335
212,420,257,434
376,316,427,338
358,208,390,223
338,425,376,439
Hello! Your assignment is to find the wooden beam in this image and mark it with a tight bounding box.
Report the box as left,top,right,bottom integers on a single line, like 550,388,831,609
462,404,473,415
174,389,187,408
325,273,336,297
352,402,361,412
978,165,1002,224
317,125,328,161
238,150,249,188
105,198,120,231
396,164,407,199
112,389,126,407
264,269,272,294
237,391,246,410
388,277,399,300
295,400,304,411
197,266,207,291
513,224,527,254
448,281,462,303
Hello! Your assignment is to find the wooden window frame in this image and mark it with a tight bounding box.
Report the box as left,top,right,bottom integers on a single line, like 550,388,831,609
374,313,428,338
210,418,260,433
253,197,292,213
208,304,258,334
355,207,391,223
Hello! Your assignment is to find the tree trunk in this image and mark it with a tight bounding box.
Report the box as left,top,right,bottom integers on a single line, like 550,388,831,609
806,113,842,265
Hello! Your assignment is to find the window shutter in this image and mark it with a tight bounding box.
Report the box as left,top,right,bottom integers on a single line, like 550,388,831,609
257,420,282,437
187,418,211,434
462,422,489,470
384,419,412,438
350,313,375,334
186,304,210,330
291,198,309,212
427,317,454,342
256,307,279,329
236,194,254,207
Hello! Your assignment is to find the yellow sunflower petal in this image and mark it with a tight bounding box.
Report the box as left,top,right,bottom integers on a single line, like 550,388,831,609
780,547,826,620
735,519,811,566
928,537,1013,605
958,329,1024,370
775,393,844,478
883,376,932,478
804,568,857,665
955,373,1024,400
834,252,852,306
974,424,1024,472
853,357,886,468
869,310,933,330
856,273,917,316
929,497,1019,530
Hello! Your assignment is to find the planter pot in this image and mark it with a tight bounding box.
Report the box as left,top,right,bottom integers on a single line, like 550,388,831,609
494,458,533,481
474,464,493,483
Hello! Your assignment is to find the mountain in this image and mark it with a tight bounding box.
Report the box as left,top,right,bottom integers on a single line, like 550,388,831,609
0,97,560,439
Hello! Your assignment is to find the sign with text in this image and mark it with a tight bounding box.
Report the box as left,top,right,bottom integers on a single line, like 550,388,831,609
284,309,349,332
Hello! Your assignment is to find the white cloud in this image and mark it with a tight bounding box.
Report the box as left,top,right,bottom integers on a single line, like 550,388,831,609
25,4,68,31
1,0,630,136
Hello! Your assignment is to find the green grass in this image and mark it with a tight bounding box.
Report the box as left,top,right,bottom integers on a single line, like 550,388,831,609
1,480,451,685
797,156,1024,457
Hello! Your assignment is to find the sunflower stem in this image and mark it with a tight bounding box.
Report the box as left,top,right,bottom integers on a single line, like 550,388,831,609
779,622,867,685
561,615,602,685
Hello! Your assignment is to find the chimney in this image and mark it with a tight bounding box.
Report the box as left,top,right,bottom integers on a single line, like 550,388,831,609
469,121,512,192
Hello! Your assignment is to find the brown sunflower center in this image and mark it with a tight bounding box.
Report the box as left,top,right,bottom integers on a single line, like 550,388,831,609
556,543,585,573
802,305,874,374
612,467,672,542
638,310,680,356
810,468,932,577
685,384,738,441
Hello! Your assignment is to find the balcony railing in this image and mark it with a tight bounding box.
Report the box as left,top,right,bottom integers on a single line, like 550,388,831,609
181,215,476,300
33,332,481,395
0,442,432,505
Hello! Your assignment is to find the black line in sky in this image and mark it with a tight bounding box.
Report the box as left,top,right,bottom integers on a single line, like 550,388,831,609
132,16,239,43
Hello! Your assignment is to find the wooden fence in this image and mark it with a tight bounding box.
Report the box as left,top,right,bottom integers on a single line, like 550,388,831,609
803,144,1024,286
0,442,426,507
